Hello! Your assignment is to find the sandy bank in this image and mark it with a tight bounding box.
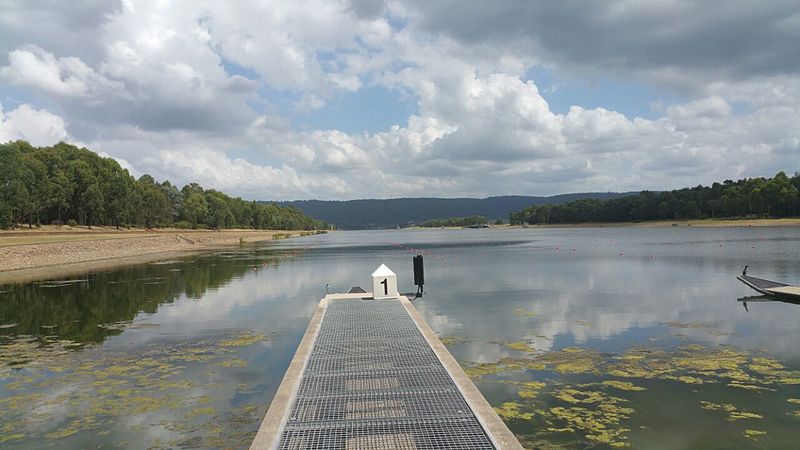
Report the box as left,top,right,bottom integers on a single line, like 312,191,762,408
0,228,310,284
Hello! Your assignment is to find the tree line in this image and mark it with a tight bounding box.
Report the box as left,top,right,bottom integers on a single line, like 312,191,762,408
0,141,325,230
509,172,800,225
510,171,800,225
418,215,489,227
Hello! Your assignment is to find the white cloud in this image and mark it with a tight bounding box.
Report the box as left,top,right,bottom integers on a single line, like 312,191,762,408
0,103,68,146
1,1,798,199
140,148,350,200
1,45,124,99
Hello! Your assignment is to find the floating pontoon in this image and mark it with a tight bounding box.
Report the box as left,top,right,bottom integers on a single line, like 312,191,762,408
737,267,800,301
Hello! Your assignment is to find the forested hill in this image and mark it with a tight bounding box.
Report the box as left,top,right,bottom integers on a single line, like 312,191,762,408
274,193,631,229
0,141,323,230
510,171,800,225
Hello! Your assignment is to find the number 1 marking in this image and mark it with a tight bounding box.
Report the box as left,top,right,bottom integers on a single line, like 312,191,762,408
381,278,388,295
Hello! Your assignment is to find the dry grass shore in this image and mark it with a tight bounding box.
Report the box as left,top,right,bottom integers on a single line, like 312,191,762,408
0,226,311,284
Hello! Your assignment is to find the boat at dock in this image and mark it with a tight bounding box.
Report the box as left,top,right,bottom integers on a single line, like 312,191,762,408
737,268,800,301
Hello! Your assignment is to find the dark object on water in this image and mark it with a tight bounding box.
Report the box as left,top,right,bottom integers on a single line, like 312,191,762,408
413,254,424,299
737,268,800,300
413,255,424,287
347,286,367,294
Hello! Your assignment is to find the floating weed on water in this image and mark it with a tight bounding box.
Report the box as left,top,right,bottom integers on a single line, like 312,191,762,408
553,388,609,405
535,347,602,374
706,330,734,337
664,322,712,329
494,401,534,420
509,380,546,399
699,401,763,421
185,406,217,419
0,330,271,447
602,380,646,391
662,375,705,385
46,427,79,439
218,331,267,347
574,320,590,326
217,358,248,368
750,357,785,373
728,382,776,391
504,341,538,353
513,309,537,317
546,388,633,448
0,433,25,444
672,345,748,372
744,429,766,440
97,321,160,331
464,358,545,379
439,335,466,346
477,342,800,447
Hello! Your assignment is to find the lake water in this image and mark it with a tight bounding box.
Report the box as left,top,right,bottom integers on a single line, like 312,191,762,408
1,227,800,449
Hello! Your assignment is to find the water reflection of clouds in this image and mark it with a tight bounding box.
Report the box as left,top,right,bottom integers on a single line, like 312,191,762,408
331,228,800,360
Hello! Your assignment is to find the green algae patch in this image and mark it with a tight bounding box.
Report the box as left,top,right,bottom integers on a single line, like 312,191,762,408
186,407,217,419
217,358,248,368
700,401,763,421
0,329,271,448
464,357,545,379
728,382,775,391
494,401,534,420
554,388,607,404
602,380,646,391
744,429,766,440
98,321,160,331
515,381,546,399
46,427,79,439
513,309,537,317
504,341,538,353
547,404,632,447
540,387,634,447
665,322,712,329
0,434,25,444
218,331,267,347
481,341,800,448
535,347,602,374
439,335,466,346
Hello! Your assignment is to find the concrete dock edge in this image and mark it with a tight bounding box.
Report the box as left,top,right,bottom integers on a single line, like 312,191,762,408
249,297,329,450
249,293,524,449
400,296,524,450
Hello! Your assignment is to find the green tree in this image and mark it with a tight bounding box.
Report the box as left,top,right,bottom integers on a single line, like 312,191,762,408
81,183,104,229
180,192,209,227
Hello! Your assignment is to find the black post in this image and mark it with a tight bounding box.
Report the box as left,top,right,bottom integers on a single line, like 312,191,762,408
413,255,424,297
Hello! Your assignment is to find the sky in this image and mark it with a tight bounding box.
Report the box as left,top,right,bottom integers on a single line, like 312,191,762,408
0,0,798,201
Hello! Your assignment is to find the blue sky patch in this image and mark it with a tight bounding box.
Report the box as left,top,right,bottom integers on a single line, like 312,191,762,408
295,85,417,134
526,66,685,120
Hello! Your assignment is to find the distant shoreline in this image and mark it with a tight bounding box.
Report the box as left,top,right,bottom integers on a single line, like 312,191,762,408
407,217,800,230
0,227,315,285
515,218,800,228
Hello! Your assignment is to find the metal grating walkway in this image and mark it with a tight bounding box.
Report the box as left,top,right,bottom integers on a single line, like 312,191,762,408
276,299,496,450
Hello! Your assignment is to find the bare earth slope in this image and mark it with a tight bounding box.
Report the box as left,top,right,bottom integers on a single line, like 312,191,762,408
0,227,304,284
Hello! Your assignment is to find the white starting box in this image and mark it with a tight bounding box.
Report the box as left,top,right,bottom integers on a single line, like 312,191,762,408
371,264,398,299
